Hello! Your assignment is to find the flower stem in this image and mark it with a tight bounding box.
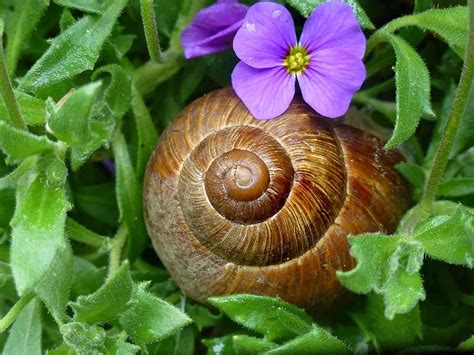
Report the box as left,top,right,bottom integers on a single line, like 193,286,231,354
107,224,128,280
0,292,35,333
0,27,26,130
420,0,474,208
140,0,162,63
65,218,111,249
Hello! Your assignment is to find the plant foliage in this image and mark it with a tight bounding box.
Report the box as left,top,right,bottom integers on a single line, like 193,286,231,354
0,0,473,353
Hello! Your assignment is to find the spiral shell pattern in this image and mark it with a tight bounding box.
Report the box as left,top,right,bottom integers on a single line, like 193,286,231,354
144,88,409,310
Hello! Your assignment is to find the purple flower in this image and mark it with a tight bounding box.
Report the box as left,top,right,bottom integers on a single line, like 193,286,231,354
231,1,366,119
181,0,248,59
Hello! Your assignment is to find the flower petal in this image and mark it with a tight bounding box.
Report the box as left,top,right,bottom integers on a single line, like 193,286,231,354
300,1,366,59
233,2,296,68
298,50,366,118
232,61,295,119
181,2,248,59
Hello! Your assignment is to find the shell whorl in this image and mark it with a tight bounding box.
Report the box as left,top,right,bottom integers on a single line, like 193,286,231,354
170,94,345,267
144,88,410,311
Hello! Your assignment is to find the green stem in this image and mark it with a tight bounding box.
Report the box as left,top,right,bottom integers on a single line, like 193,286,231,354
107,224,128,280
365,13,420,56
140,0,162,63
65,218,111,249
0,30,26,130
0,292,35,333
420,0,474,207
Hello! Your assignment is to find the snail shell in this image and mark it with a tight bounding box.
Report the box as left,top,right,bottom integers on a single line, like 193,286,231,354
144,88,409,311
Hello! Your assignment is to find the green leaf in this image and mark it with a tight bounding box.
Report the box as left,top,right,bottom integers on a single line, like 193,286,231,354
46,343,76,355
35,241,72,321
53,0,103,14
106,34,135,60
203,335,235,355
104,336,140,354
351,293,422,351
92,65,132,124
3,298,41,355
118,283,192,345
437,178,474,197
51,79,118,170
0,121,56,163
0,157,37,190
452,85,474,157
73,182,118,227
59,8,76,32
337,235,425,319
403,7,468,58
5,0,49,75
285,0,375,29
337,234,398,294
10,155,70,295
382,240,425,319
414,0,433,13
396,162,426,189
19,0,128,93
209,295,312,342
0,261,10,287
71,257,106,298
385,34,432,148
112,130,147,260
186,303,221,331
131,86,158,180
415,208,474,267
48,82,102,146
266,327,351,354
232,335,278,354
60,322,106,354
459,335,474,351
70,261,133,323
0,91,46,126
133,60,182,95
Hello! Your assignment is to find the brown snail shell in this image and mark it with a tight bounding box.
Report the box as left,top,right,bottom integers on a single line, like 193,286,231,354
143,88,410,311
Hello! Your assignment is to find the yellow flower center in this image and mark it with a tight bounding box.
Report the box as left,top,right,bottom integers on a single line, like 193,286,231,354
284,46,310,74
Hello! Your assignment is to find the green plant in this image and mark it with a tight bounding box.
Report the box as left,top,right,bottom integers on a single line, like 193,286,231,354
0,0,472,353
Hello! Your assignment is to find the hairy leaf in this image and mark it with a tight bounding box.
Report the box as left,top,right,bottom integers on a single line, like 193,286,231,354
112,131,147,260
386,34,432,148
132,86,158,180
0,121,55,163
5,0,49,74
0,91,46,126
437,178,474,197
202,335,234,355
92,64,132,123
70,261,133,323
232,335,278,354
351,293,422,351
404,6,468,57
53,0,103,14
35,241,72,321
337,235,425,319
118,284,192,345
48,82,102,146
19,0,127,93
2,298,41,355
60,322,106,354
266,327,351,354
209,295,313,342
415,208,474,267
